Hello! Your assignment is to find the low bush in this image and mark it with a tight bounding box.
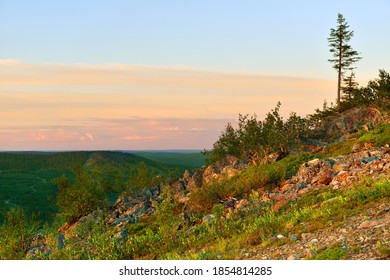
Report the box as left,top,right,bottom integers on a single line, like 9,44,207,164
0,208,41,259
53,166,108,224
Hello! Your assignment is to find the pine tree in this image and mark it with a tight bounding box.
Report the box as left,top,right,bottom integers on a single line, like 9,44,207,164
328,13,361,104
341,71,359,100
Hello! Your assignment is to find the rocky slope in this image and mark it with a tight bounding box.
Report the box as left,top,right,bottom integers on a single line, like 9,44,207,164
266,144,390,212
40,143,388,260
243,144,390,260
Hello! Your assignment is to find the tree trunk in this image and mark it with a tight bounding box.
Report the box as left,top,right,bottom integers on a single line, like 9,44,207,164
337,64,341,104
337,36,342,104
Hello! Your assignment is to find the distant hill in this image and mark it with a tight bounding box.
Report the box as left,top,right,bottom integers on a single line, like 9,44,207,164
130,150,207,168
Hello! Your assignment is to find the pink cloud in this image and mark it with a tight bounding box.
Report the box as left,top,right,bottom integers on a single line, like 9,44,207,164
121,136,158,141
80,133,95,142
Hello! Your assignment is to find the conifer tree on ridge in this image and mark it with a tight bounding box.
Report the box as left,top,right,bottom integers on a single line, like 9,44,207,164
328,13,362,104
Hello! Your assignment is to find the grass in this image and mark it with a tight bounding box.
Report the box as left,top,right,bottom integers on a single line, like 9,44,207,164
321,123,390,157
322,141,354,157
376,241,390,256
312,246,348,260
357,124,390,146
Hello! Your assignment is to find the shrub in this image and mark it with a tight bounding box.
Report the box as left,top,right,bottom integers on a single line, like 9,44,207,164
208,103,308,164
126,161,162,194
0,208,40,259
53,166,108,224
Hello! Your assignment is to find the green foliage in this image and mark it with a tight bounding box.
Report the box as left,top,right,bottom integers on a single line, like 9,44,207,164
346,177,390,203
357,124,390,146
0,170,61,223
189,182,235,213
208,103,308,163
133,151,207,169
322,141,354,157
310,70,390,122
376,241,390,256
366,69,390,108
307,100,338,129
320,123,390,158
0,151,90,171
341,72,359,100
245,209,282,245
53,166,108,224
0,208,40,259
126,161,157,193
312,246,348,260
47,209,124,260
340,70,390,110
208,122,242,163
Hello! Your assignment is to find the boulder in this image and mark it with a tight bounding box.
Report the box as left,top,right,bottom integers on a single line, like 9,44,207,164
183,170,191,182
311,169,334,185
358,215,390,229
187,169,204,190
296,159,333,185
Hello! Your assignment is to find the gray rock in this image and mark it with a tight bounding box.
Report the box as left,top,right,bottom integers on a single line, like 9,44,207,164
57,234,65,250
290,235,298,241
203,214,216,224
287,254,300,260
115,229,128,240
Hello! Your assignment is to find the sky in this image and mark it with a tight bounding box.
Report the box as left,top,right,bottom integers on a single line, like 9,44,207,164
1,0,389,151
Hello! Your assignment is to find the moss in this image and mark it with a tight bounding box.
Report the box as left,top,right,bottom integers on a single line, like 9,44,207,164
312,247,348,260
376,241,390,256
357,124,390,146
322,141,354,157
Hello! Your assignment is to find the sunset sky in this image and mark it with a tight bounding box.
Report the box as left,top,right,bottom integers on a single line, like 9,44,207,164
1,0,389,150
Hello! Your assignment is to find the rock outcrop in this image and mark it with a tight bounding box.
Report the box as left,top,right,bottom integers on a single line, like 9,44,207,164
309,107,385,142
183,155,248,191
266,145,390,212
108,185,162,231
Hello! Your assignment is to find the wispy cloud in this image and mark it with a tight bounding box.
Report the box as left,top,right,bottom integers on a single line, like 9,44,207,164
0,59,23,66
0,60,335,150
1,117,229,150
